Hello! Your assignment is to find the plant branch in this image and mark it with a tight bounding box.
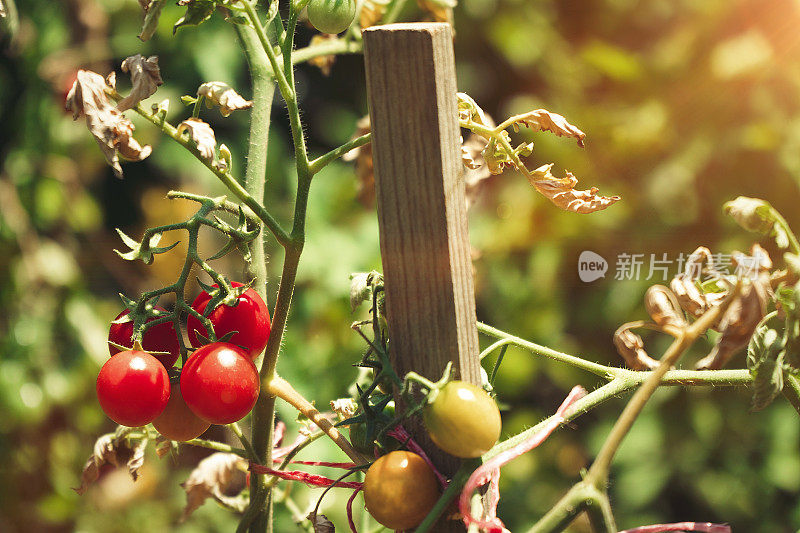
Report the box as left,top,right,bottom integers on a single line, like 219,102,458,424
290,38,362,66
583,284,740,488
267,375,370,465
184,437,249,457
308,133,372,175
478,321,620,379
109,93,290,246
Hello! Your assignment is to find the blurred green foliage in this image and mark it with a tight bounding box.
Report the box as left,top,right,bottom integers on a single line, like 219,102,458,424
1,0,799,531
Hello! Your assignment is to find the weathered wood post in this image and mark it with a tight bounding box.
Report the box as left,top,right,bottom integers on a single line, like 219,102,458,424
363,22,481,529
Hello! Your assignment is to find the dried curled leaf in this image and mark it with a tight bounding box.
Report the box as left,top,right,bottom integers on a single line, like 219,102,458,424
181,453,246,521
529,164,620,214
330,398,358,419
197,81,253,117
66,70,152,178
613,324,659,370
462,132,492,207
116,55,163,112
307,34,338,76
74,431,146,495
177,118,217,162
510,109,586,147
74,435,118,495
308,512,335,533
669,247,724,319
127,438,147,482
645,285,686,330
696,247,772,370
360,0,390,28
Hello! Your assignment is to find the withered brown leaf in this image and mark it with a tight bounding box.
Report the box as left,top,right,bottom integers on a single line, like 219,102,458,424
696,245,772,370
181,452,246,521
528,164,620,214
74,431,147,495
116,55,163,112
177,118,217,162
510,109,586,147
197,81,253,117
613,324,659,370
66,70,152,178
308,512,335,533
645,285,686,331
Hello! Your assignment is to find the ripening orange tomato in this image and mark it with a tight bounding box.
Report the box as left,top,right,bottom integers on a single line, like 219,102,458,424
363,451,439,530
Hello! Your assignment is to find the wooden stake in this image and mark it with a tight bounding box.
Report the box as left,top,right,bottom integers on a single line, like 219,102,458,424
364,22,481,498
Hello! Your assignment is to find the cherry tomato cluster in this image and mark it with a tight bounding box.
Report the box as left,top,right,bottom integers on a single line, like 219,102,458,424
96,284,271,438
358,380,501,530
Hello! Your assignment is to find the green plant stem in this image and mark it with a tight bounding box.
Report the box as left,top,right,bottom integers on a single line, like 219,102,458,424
240,0,293,102
234,19,281,533
229,422,259,461
414,460,478,533
784,374,800,416
525,482,607,533
772,210,800,255
477,322,619,379
290,38,363,67
308,133,372,175
184,438,248,457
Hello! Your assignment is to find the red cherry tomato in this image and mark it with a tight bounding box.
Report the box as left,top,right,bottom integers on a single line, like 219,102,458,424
180,343,260,424
108,307,180,368
152,383,211,441
96,350,170,427
363,451,440,530
187,282,271,359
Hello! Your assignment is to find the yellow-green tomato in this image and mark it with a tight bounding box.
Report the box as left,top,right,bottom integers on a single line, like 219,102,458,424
363,451,440,531
423,380,501,458
307,0,356,35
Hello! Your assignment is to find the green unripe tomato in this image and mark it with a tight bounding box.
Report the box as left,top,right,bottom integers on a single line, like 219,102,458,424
348,400,398,454
307,0,356,35
349,422,373,454
423,380,501,458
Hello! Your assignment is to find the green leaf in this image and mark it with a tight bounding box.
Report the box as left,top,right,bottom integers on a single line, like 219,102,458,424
139,0,168,41
748,326,786,411
173,0,217,34
724,196,797,250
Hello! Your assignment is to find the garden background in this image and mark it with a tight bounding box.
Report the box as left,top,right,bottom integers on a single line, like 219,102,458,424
1,0,799,531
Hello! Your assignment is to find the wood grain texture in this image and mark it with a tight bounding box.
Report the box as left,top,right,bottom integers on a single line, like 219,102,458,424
364,23,481,503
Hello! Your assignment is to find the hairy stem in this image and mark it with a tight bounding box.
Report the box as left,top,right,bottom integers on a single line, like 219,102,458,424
184,438,249,457
234,20,278,533
267,375,370,465
478,321,618,379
